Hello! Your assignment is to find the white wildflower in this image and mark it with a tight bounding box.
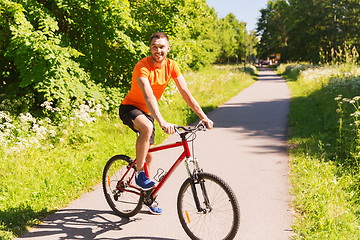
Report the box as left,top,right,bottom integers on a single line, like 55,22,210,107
33,124,48,139
350,111,360,117
49,130,56,138
94,104,102,116
19,113,36,123
41,101,54,111
29,137,40,147
44,117,51,123
0,111,12,122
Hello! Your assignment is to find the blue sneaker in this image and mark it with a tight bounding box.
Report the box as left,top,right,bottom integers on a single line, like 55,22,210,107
135,171,155,190
147,204,163,215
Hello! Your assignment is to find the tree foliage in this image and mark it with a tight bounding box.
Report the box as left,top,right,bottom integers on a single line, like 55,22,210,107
0,0,250,115
256,0,360,63
257,0,288,60
217,13,243,63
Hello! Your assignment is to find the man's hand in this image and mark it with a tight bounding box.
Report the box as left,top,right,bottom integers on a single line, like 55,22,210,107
160,121,175,134
201,118,214,130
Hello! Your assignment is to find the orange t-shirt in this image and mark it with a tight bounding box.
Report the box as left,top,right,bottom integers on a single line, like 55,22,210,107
122,56,182,114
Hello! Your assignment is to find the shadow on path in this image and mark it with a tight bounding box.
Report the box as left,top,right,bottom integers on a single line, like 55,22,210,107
18,209,178,240
211,100,288,133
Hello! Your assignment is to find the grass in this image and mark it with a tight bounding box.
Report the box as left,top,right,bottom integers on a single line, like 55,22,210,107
0,64,256,240
278,63,360,239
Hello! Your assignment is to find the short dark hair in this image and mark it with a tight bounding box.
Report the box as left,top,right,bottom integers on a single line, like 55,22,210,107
150,32,169,43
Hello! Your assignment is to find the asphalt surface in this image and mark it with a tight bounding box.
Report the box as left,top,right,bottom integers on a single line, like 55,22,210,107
17,68,293,240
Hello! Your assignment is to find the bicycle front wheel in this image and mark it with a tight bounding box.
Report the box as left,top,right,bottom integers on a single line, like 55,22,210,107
177,172,240,240
102,155,143,217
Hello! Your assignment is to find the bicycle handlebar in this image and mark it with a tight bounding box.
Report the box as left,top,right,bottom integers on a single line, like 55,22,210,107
174,122,207,137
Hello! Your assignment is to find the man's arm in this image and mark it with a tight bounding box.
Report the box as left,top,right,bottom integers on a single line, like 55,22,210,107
174,74,213,129
137,77,174,134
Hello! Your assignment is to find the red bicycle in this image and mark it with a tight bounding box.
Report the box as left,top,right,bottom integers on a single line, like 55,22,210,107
102,122,240,240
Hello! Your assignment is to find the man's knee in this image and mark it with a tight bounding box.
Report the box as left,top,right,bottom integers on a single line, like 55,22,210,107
133,115,153,137
141,124,153,138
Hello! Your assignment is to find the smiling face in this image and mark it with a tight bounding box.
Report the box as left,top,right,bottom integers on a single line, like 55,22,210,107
149,37,170,67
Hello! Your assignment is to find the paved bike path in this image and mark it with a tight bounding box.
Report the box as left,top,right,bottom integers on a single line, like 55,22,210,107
17,68,293,240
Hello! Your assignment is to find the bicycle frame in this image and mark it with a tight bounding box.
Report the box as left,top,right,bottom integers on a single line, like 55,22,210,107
147,138,191,196
116,136,193,201
147,137,209,213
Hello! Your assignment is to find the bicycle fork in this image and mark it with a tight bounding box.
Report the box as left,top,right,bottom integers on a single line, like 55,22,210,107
185,157,212,213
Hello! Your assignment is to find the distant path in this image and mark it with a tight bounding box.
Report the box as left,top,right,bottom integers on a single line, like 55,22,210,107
17,68,293,240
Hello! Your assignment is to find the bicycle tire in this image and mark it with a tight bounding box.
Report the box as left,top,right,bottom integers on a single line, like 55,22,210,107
102,155,143,217
177,172,240,240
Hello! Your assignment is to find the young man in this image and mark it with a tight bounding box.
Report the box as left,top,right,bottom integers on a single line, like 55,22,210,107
119,32,213,214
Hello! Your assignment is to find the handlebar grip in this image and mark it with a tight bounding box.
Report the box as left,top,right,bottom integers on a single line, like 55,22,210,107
198,121,207,130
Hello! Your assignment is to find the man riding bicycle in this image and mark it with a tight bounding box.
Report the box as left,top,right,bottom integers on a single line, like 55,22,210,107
119,32,213,215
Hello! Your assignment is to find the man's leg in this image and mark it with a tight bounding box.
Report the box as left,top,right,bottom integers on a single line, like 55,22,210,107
130,114,157,191
132,114,153,172
121,108,162,214
145,150,153,176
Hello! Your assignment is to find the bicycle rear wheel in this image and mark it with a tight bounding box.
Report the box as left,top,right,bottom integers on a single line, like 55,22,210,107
102,155,143,217
177,172,240,240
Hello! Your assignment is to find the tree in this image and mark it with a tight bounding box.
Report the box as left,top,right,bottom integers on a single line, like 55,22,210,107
257,0,360,63
215,13,246,64
129,0,221,69
0,0,108,112
256,0,289,61
0,0,249,116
